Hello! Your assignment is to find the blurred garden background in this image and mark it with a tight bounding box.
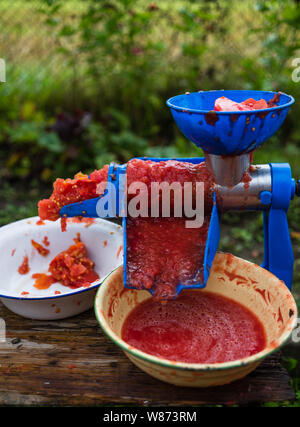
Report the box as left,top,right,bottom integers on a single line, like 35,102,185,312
0,0,300,404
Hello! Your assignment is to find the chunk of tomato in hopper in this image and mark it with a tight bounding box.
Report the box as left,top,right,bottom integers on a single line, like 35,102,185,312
215,96,270,112
214,96,249,112
49,241,99,288
241,98,268,110
240,98,256,108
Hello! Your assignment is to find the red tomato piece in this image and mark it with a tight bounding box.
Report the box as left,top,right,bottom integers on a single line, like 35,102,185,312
214,96,249,112
38,167,109,222
31,240,50,257
252,99,268,110
18,256,30,275
32,273,56,290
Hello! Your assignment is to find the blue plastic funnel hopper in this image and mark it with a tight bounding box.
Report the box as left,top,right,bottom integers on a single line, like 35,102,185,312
166,90,294,155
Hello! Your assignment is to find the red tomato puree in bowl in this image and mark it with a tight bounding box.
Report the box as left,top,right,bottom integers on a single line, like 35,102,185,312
122,290,266,364
38,159,214,298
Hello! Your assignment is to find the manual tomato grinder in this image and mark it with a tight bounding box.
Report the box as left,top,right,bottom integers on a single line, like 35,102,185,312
60,90,298,294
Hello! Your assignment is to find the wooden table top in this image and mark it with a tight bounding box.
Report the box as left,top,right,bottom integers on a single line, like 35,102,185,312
0,302,295,406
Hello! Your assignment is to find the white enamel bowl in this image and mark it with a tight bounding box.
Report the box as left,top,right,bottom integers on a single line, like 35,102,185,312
0,217,123,320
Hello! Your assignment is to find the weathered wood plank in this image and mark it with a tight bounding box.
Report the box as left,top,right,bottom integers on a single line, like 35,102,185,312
0,302,295,406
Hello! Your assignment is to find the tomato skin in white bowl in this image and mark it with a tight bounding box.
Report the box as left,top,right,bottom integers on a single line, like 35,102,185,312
0,217,123,320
